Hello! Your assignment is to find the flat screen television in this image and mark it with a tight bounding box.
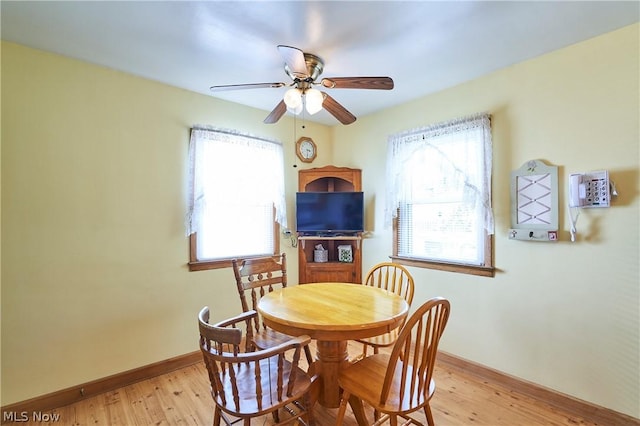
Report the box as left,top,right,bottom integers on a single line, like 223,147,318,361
296,191,364,235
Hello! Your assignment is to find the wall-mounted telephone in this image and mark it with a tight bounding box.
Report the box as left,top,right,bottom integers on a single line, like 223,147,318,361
569,170,610,208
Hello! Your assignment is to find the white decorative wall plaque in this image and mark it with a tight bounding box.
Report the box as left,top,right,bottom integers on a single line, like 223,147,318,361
509,160,559,242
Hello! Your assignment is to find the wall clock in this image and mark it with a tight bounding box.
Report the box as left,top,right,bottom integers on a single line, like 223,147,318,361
295,137,317,163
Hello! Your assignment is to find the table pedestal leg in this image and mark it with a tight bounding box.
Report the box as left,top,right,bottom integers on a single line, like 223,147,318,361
315,340,349,408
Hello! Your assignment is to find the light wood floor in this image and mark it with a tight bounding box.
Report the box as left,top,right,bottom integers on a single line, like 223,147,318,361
19,342,608,425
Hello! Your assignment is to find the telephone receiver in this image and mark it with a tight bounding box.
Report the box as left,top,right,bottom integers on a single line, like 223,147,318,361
569,170,610,208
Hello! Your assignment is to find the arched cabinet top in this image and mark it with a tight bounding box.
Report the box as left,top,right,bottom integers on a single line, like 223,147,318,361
298,166,362,192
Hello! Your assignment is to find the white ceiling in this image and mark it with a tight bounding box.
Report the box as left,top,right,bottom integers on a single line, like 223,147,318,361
2,1,638,125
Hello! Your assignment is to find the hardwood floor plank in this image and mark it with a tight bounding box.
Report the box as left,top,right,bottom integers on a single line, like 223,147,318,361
75,394,109,425
8,342,639,426
153,366,211,425
123,380,167,425
104,390,139,425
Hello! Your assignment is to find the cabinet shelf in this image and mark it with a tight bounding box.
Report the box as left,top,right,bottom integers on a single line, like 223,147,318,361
307,261,356,266
298,235,361,250
298,235,361,240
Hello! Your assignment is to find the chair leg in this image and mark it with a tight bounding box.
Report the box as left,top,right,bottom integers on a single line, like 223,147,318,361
424,403,435,426
350,343,367,363
335,390,351,426
348,394,369,426
304,392,315,426
213,406,221,426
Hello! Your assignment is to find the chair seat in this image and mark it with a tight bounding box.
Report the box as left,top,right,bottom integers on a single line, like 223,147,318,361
355,328,400,348
338,353,435,414
214,356,312,417
254,328,299,351
255,327,315,365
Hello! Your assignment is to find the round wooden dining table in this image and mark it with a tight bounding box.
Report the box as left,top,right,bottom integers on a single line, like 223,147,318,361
257,282,409,412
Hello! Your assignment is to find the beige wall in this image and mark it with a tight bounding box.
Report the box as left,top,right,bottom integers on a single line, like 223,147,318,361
334,24,639,417
0,41,331,405
1,23,638,418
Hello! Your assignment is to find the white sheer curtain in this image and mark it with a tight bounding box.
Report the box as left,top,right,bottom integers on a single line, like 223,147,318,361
185,126,287,259
385,113,494,235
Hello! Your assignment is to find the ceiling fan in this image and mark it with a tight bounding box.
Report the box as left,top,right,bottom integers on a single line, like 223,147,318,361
210,45,394,125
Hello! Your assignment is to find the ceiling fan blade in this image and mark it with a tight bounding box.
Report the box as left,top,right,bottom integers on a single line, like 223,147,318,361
277,45,308,78
210,82,285,92
263,100,287,124
322,93,356,125
321,77,394,90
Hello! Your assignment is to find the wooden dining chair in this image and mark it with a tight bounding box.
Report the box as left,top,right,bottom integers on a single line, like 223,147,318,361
336,297,451,426
232,253,313,364
356,262,415,358
198,306,316,426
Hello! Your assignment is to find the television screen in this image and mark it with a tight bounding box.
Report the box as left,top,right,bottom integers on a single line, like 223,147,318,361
296,192,364,234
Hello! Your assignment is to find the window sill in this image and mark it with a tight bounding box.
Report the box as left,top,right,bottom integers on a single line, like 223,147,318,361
188,259,233,271
390,256,495,277
188,252,279,272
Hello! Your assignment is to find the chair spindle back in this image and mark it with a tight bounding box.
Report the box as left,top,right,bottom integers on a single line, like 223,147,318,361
364,262,415,305
381,297,450,409
232,254,287,334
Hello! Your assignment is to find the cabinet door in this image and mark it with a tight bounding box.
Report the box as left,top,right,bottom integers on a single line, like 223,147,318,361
307,265,356,283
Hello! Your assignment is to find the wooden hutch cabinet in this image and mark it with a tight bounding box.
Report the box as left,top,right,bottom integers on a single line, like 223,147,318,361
298,166,363,284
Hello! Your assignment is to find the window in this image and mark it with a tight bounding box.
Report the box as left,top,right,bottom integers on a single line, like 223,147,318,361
385,113,494,276
186,126,287,271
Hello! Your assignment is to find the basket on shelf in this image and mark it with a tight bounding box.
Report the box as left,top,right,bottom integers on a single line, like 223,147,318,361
314,244,328,263
338,245,353,263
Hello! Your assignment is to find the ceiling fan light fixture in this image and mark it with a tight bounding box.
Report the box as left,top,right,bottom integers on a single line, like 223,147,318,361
283,88,302,109
287,103,303,115
304,88,323,115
